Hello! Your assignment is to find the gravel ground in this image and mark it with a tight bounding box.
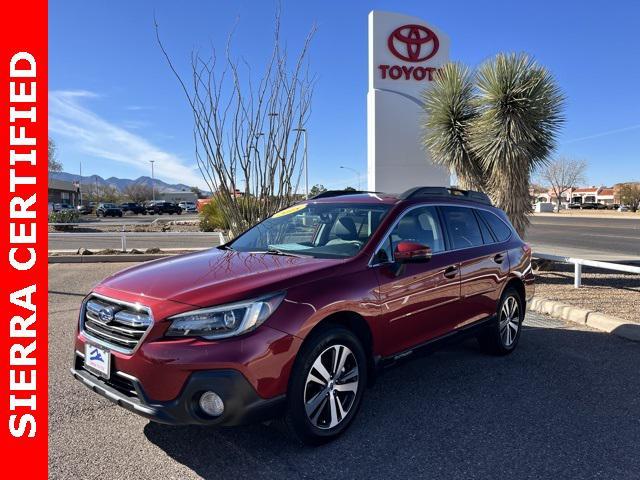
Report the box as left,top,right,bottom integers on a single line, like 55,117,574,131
535,267,640,323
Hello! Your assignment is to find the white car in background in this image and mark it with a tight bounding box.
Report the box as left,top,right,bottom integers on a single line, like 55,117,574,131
178,201,197,213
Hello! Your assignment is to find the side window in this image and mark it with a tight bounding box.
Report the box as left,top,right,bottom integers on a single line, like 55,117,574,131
478,210,512,242
388,206,445,254
441,206,484,249
474,210,496,244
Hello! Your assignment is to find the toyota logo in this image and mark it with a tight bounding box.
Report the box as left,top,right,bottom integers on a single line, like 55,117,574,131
99,308,114,323
388,24,439,62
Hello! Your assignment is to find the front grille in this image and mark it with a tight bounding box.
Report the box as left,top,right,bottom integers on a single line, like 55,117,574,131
74,353,140,398
81,295,152,353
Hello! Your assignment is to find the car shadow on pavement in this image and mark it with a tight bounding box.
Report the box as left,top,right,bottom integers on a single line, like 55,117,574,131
143,325,640,480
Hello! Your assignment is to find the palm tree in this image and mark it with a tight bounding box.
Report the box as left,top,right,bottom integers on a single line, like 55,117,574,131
422,54,564,236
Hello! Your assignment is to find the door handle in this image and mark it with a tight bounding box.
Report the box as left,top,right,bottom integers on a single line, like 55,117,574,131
443,265,458,279
493,253,505,264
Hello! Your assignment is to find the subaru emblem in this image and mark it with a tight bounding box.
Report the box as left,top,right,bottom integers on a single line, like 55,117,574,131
99,308,114,323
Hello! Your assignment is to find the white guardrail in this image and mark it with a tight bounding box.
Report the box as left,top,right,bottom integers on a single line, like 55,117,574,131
534,252,640,288
49,223,226,251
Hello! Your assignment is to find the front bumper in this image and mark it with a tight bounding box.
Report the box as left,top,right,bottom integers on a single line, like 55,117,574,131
71,352,285,426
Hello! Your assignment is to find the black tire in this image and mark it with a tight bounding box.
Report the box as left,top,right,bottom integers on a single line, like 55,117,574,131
284,325,367,445
477,286,524,355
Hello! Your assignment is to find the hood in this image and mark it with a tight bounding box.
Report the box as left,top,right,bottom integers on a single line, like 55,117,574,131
99,249,342,307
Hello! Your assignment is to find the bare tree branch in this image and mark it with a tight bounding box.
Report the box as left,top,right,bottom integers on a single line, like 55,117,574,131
156,10,316,236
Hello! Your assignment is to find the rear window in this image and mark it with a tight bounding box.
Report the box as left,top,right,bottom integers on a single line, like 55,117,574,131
477,210,512,242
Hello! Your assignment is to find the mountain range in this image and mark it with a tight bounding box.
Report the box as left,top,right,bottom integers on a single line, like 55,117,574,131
49,171,198,193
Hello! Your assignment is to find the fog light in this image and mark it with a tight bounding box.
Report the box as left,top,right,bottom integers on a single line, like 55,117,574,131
199,391,224,417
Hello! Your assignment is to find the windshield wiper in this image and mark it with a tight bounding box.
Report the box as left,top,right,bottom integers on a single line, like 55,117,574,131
264,247,304,258
218,244,235,251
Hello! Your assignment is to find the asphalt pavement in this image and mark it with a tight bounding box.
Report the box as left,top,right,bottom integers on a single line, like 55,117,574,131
526,215,640,261
49,262,640,479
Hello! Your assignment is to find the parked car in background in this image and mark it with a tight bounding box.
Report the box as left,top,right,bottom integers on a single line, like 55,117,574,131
145,200,182,215
96,203,123,217
120,202,146,215
618,205,630,212
178,201,197,213
581,202,606,210
568,202,582,209
607,204,620,210
77,204,93,215
72,187,534,445
53,203,75,212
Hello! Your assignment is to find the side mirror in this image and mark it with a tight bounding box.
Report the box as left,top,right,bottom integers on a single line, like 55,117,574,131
394,241,432,263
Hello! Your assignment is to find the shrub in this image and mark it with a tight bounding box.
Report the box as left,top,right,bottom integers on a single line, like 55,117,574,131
49,210,80,231
199,199,229,232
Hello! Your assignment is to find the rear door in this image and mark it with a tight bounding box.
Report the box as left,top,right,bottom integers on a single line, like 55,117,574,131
439,206,510,329
372,205,462,355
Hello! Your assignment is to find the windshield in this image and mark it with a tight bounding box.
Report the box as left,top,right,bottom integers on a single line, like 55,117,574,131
228,202,391,259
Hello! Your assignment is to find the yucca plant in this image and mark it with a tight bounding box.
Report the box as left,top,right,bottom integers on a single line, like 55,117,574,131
422,53,564,236
422,63,484,191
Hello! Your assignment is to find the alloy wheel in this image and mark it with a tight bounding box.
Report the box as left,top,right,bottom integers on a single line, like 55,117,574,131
499,296,520,347
303,344,359,430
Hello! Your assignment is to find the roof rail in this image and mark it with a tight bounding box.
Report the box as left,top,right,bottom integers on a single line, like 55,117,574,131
311,190,378,199
400,186,492,205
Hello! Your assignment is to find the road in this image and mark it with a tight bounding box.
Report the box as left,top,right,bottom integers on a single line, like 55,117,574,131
50,214,640,260
526,215,640,261
49,263,640,479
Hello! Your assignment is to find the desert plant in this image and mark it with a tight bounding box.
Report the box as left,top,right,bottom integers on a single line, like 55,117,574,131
156,9,315,237
422,53,565,236
199,198,229,232
422,63,484,191
49,210,80,231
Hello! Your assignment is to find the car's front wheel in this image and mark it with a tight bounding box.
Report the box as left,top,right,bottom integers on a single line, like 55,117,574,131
284,326,367,445
477,286,524,355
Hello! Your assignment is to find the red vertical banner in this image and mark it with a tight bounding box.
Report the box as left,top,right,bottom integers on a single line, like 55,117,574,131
0,0,48,477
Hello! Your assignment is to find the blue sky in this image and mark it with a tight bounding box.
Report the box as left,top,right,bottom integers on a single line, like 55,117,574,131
50,0,640,189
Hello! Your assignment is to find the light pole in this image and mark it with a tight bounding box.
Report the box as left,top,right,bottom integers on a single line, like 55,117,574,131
339,166,362,190
294,128,308,199
150,160,156,201
79,161,83,206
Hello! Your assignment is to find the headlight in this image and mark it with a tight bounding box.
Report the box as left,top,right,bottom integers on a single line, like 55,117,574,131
166,292,285,340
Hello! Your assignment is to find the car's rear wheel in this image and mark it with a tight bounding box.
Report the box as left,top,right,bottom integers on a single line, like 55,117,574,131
477,286,524,355
284,326,367,445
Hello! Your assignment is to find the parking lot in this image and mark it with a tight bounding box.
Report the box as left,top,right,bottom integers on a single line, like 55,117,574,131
49,262,640,479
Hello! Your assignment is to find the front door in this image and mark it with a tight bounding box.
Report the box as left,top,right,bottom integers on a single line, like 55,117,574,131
372,205,461,356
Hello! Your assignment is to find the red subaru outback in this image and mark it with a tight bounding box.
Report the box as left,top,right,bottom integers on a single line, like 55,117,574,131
72,187,534,444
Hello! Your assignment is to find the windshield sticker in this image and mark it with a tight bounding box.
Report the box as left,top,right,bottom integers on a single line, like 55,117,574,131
272,203,307,218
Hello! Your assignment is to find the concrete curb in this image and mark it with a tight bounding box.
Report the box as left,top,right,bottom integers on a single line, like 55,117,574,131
528,296,640,342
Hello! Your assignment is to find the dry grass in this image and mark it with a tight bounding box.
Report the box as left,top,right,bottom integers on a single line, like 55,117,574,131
535,266,640,323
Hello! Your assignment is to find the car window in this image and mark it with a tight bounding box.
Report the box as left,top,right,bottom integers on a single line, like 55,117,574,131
477,210,512,242
441,206,484,249
379,206,445,261
474,210,496,244
229,203,390,259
